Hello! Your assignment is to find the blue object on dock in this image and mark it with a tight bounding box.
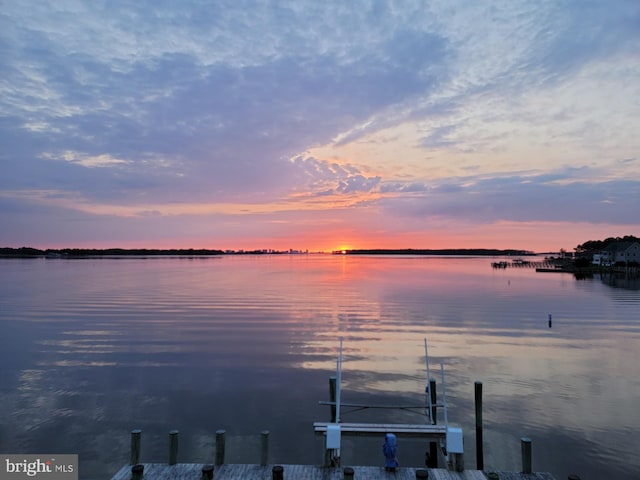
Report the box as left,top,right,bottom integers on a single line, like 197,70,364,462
383,433,399,470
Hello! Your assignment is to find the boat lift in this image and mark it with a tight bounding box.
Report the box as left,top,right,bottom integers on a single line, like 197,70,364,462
314,337,464,470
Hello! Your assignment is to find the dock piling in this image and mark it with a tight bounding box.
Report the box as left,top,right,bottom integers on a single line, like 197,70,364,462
130,429,141,465
428,378,438,468
261,430,270,466
168,430,179,465
521,437,532,473
474,381,484,470
272,465,284,480
201,464,214,480
130,464,143,480
215,430,226,466
429,378,437,421
329,376,337,422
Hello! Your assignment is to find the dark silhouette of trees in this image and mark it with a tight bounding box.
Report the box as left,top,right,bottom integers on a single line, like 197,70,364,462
575,235,640,255
0,247,225,257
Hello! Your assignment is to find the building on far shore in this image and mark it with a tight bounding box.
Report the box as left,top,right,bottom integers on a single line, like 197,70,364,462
592,241,640,266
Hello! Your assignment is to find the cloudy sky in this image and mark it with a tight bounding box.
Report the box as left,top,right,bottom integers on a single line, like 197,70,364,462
1,1,638,252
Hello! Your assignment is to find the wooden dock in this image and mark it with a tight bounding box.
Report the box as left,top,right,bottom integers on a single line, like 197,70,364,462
113,366,562,480
111,463,557,480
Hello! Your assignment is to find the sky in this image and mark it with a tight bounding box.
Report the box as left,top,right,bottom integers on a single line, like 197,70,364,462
1,0,639,253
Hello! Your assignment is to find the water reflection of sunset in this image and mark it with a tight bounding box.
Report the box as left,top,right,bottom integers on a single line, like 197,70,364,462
1,255,639,480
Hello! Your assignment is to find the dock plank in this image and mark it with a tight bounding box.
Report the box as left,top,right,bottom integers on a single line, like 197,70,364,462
488,473,556,480
111,463,555,480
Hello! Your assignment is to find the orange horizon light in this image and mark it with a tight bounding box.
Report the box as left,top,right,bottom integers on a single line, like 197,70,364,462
334,243,354,254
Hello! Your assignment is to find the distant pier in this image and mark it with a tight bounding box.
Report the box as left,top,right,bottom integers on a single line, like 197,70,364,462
491,259,571,271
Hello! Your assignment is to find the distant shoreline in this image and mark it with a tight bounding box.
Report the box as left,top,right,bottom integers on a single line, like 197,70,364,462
0,247,227,258
1,247,535,258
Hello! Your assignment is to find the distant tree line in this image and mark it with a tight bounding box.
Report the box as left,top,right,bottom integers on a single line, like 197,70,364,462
0,247,44,257
0,247,225,257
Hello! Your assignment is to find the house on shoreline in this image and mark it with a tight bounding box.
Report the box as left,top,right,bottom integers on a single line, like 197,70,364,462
592,241,640,266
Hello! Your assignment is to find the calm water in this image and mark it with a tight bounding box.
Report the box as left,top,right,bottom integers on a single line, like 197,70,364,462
0,255,638,479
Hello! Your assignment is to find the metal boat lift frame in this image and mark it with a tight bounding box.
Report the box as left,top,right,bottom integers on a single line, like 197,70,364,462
314,338,464,470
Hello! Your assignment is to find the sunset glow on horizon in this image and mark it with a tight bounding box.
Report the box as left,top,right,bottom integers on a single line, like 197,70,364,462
1,2,638,252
